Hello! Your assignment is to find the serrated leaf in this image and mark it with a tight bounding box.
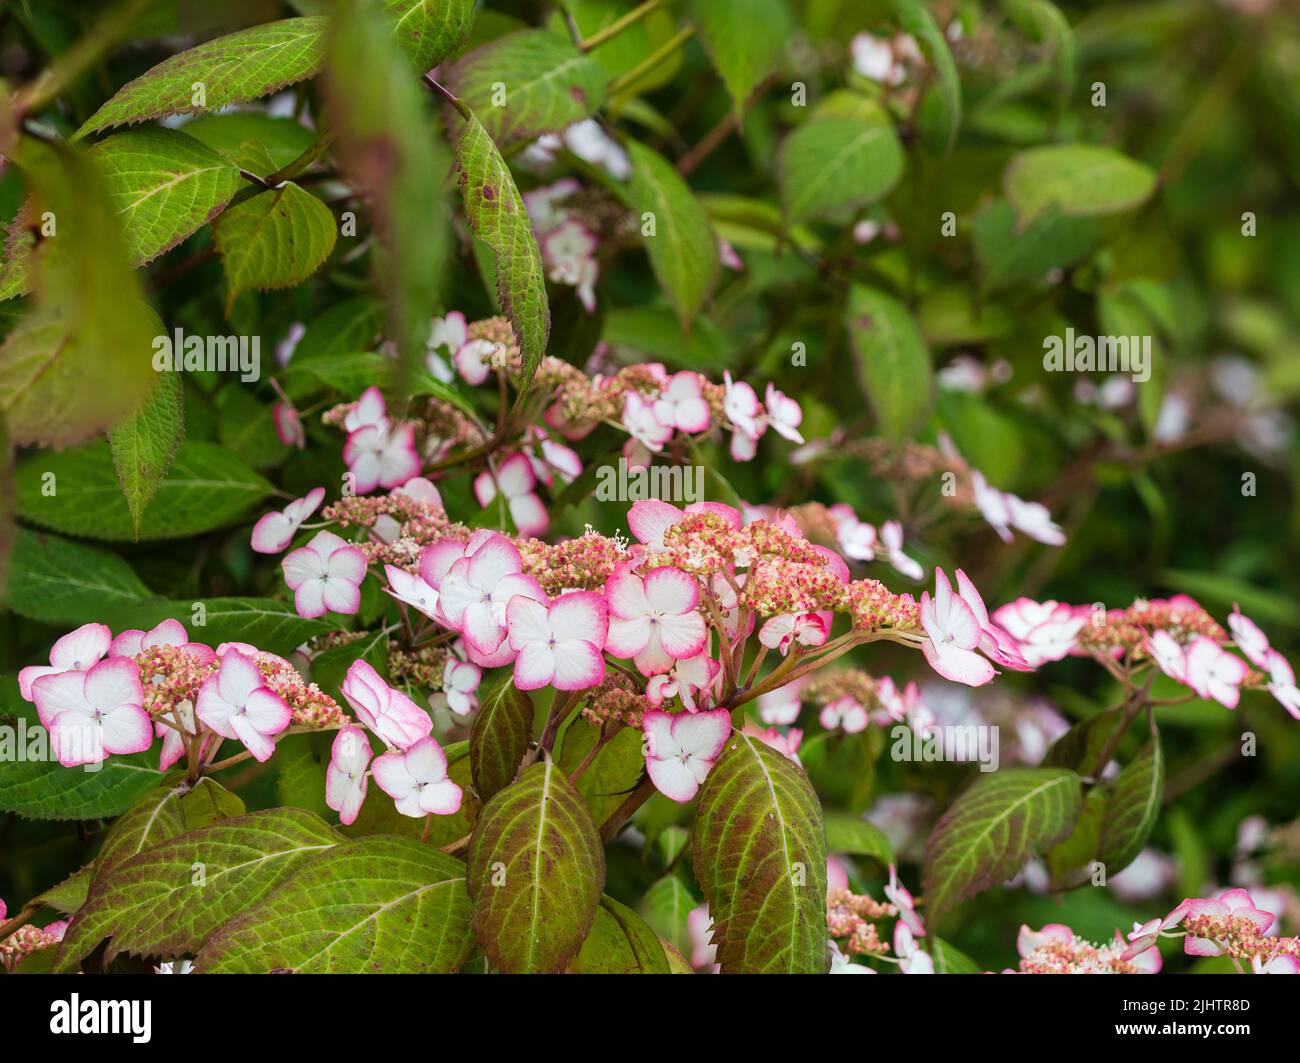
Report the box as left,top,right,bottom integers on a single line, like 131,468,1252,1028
778,108,903,225
923,768,1083,919
33,865,95,916
571,894,670,973
385,0,476,72
454,110,550,396
0,751,163,821
824,812,896,865
641,871,695,954
687,0,791,117
15,440,272,541
91,127,242,267
195,836,474,973
94,777,245,884
690,731,828,974
1005,144,1157,226
847,284,933,442
0,140,157,447
55,808,342,971
622,140,719,329
4,528,152,624
75,18,330,139
892,0,961,151
213,182,337,313
105,597,339,657
1097,730,1163,874
446,30,606,147
466,759,604,973
469,674,534,801
108,372,185,538
327,0,449,395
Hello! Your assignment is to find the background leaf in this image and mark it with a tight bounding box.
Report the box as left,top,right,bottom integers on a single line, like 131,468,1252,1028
1005,144,1157,226
847,285,934,442
468,674,534,801
108,372,185,538
687,0,791,117
4,528,152,624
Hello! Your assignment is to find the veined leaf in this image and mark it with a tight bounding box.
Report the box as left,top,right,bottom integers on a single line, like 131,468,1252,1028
55,808,342,971
640,871,695,954
468,674,534,801
104,597,339,657
446,30,606,147
690,731,829,974
847,285,934,442
466,759,604,973
327,0,449,395
454,110,550,396
213,182,337,312
0,749,162,822
824,812,896,865
562,0,683,99
1097,730,1164,874
571,894,670,974
0,140,157,447
778,106,903,225
5,528,152,624
15,440,272,541
94,777,245,884
75,18,330,139
196,836,475,973
1005,144,1157,226
931,936,983,973
33,865,95,916
555,721,644,824
385,0,477,72
622,140,719,329
892,0,961,151
108,372,185,539
686,0,792,116
923,768,1083,919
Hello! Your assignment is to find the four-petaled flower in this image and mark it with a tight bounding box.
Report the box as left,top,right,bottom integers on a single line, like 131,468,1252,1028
652,371,711,434
606,564,708,676
282,531,368,619
32,658,152,767
643,708,732,803
474,452,548,538
326,726,372,825
437,532,546,661
195,650,292,763
252,487,326,554
507,592,608,691
371,736,462,817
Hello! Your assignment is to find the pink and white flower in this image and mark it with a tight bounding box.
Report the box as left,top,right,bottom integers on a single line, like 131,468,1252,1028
343,421,421,494
31,658,152,767
454,338,498,386
1228,606,1272,669
343,386,387,432
991,598,1087,667
339,658,432,750
764,384,804,443
251,487,326,554
506,592,608,691
879,520,923,580
370,736,462,817
195,650,291,763
383,564,441,620
19,622,112,700
894,922,933,974
1184,636,1250,708
605,564,708,676
273,401,305,448
646,651,722,711
110,619,216,664
885,864,925,937
653,372,712,434
474,452,548,538
1146,630,1187,682
1264,651,1300,719
442,657,483,715
643,708,732,802
622,390,673,453
325,726,372,826
437,533,547,658
282,531,367,618
759,612,828,656
819,696,868,734
920,569,1025,686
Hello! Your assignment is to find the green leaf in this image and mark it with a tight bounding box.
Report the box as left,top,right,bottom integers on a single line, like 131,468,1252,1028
555,722,645,824
0,751,163,821
923,768,1083,920
385,0,477,72
195,836,475,973
778,105,904,225
687,0,792,117
94,777,245,884
571,894,670,973
892,0,961,150
1000,0,1075,105
623,140,719,329
972,199,1098,294
343,742,480,846
466,759,605,973
1097,729,1164,874
106,597,339,657
847,284,934,442
91,127,242,267
55,808,342,971
930,936,983,973
327,0,449,395
1005,144,1157,226
75,18,330,139
468,674,534,801
15,440,272,541
183,113,318,170
824,812,896,865
562,0,683,99
33,865,95,916
108,372,185,539
0,140,157,447
640,871,695,954
690,730,828,973
447,30,606,147
213,182,337,313
454,110,551,395
4,528,152,624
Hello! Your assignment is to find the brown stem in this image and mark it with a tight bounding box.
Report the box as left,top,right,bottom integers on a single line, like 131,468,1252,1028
599,774,658,842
